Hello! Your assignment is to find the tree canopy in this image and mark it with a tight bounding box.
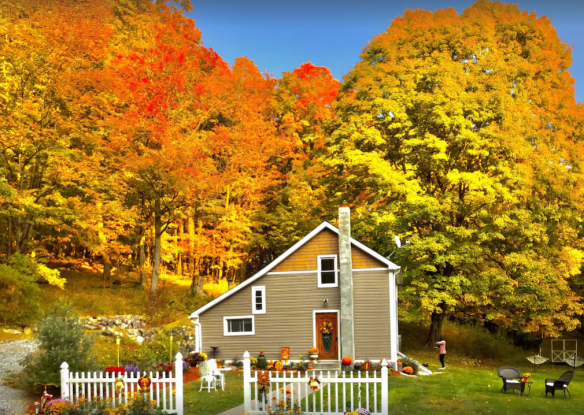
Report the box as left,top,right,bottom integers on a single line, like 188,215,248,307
326,0,584,340
1,0,583,340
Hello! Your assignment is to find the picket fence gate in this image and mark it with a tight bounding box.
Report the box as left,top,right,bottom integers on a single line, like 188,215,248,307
60,352,184,415
242,352,389,415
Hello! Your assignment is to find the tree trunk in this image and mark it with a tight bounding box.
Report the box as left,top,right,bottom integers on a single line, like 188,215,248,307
177,221,183,275
150,198,162,293
189,258,204,296
139,230,147,287
427,306,446,345
103,253,112,280
7,217,12,257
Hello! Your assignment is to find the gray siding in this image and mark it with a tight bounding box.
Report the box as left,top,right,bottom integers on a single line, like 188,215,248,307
353,271,391,360
199,272,341,361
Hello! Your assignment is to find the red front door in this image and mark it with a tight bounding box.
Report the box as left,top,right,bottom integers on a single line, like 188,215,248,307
315,312,338,360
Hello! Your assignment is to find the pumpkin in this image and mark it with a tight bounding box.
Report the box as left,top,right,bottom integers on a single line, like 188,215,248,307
342,357,352,365
363,361,372,371
138,376,151,393
274,361,284,371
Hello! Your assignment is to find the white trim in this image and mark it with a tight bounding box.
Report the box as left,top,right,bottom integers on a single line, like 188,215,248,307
317,255,338,288
266,270,318,275
389,272,398,366
251,286,266,314
312,309,341,361
191,221,400,317
189,315,202,353
352,268,389,272
223,315,255,336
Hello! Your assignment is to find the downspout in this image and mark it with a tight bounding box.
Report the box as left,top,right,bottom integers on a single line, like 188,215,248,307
389,271,398,368
189,313,202,353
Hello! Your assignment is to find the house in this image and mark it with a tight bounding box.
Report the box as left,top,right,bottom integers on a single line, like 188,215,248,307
189,207,401,368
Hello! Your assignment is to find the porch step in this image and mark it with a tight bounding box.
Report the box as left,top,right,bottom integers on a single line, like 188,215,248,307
311,362,341,372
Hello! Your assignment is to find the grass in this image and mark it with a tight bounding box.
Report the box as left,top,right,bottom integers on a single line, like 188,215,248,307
182,365,584,415
35,264,222,325
386,364,584,415
184,372,244,415
0,329,34,341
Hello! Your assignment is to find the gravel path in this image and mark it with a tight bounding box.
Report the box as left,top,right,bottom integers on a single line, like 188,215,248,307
0,340,38,415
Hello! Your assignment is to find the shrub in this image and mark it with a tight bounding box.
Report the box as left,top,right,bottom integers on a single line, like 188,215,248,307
0,254,65,327
22,303,96,386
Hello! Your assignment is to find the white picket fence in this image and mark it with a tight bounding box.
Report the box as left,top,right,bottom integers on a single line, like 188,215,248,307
60,352,184,415
242,352,389,415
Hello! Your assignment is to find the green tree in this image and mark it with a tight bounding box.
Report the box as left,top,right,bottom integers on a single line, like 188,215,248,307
23,303,95,386
326,0,584,342
0,254,65,327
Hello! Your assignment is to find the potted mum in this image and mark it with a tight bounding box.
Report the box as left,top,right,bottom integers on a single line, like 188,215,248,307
309,347,319,361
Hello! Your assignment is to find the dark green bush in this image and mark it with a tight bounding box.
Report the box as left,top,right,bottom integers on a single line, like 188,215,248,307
22,303,97,386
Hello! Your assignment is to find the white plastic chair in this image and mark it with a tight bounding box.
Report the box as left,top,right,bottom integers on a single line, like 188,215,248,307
198,361,216,392
207,359,225,390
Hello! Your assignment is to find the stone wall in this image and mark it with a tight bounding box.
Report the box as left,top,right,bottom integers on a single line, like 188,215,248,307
80,315,196,347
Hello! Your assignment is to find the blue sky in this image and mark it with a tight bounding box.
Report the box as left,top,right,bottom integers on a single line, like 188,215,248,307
187,0,584,103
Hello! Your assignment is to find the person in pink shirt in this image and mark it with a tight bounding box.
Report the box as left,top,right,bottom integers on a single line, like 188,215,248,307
435,338,446,369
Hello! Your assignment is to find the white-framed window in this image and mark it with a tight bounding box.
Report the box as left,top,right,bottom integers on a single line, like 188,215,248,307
252,286,266,314
318,255,338,288
223,315,255,336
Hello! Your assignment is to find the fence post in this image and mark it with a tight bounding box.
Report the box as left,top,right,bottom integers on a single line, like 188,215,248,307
243,351,251,413
60,362,69,400
381,359,388,414
175,352,184,415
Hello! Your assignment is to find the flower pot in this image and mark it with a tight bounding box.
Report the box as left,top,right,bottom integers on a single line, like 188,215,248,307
309,353,319,362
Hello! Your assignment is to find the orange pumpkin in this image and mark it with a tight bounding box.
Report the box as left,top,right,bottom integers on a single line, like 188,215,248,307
342,357,352,365
274,361,284,371
138,376,151,393
363,361,372,371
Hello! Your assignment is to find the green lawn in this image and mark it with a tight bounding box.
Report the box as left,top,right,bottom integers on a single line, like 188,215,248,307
184,372,244,415
183,365,584,415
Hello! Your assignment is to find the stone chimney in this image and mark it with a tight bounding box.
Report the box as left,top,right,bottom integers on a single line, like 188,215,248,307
338,207,355,362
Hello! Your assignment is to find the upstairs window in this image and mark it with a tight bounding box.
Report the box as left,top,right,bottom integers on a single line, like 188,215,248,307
318,255,338,287
252,286,266,314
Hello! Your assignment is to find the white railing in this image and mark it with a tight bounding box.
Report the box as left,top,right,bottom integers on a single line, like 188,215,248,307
242,352,388,415
60,353,184,415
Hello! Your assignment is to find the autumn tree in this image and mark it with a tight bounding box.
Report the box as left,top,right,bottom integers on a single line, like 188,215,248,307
260,63,340,257
107,0,224,292
326,0,584,342
0,0,117,261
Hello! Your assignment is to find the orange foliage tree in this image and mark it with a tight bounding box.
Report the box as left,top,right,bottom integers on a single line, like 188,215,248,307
0,0,115,257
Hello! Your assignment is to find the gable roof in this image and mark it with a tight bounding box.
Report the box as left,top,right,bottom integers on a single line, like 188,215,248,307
190,221,400,318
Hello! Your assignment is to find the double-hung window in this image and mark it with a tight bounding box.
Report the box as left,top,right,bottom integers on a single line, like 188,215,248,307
223,316,255,336
252,286,266,314
318,255,338,287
